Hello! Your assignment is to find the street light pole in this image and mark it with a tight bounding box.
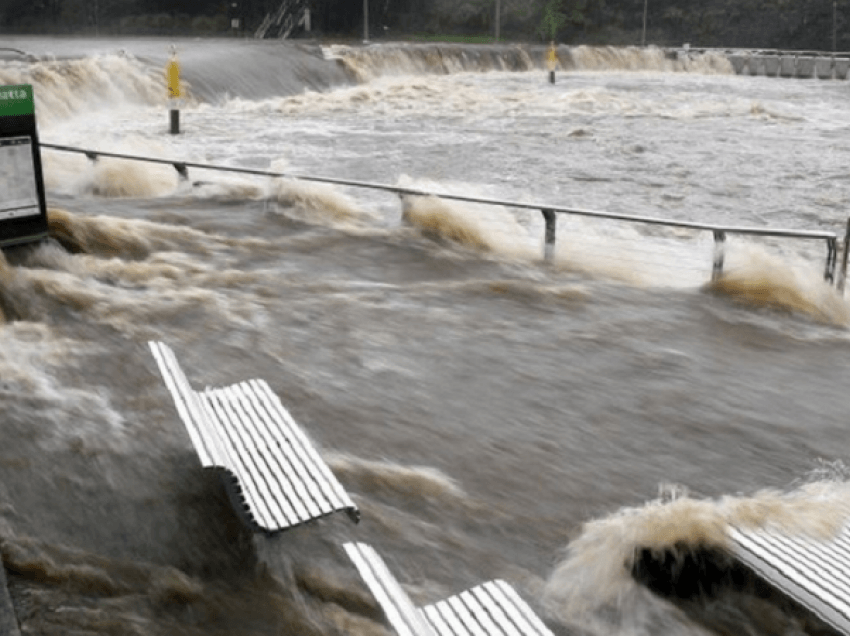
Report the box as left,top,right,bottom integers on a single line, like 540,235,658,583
642,0,647,46
363,0,369,42
495,0,501,41
834,0,838,53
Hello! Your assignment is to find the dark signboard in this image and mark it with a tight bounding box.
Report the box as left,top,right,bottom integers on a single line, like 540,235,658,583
0,84,49,249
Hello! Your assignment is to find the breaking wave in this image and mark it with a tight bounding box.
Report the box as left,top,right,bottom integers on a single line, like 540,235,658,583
0,53,165,126
398,176,537,258
328,43,536,82
567,45,733,75
0,210,273,337
706,245,850,326
46,207,209,258
42,140,182,199
327,43,733,83
543,480,850,635
269,159,378,227
326,454,466,503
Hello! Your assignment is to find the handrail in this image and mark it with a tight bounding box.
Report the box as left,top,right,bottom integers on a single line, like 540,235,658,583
38,142,845,285
0,47,30,57
39,143,836,241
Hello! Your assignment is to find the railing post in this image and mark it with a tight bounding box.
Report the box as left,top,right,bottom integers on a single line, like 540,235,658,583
541,209,556,261
825,236,838,283
838,217,850,292
712,230,726,281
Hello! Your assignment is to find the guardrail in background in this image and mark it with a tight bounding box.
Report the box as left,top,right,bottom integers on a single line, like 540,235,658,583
40,142,848,290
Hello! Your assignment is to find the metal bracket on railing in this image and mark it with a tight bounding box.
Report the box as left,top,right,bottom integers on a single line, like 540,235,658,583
173,163,188,180
825,236,838,283
541,209,557,262
712,230,726,281
84,151,99,163
838,218,850,293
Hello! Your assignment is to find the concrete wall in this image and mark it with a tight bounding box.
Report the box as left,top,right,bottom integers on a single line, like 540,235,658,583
719,51,850,80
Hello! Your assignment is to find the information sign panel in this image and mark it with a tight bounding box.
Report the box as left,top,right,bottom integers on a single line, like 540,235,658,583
0,84,49,249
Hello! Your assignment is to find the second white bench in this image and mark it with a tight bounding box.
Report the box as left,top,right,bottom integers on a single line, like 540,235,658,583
344,542,555,636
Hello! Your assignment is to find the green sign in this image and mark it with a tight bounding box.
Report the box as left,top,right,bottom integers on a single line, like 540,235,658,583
0,82,47,249
0,84,34,116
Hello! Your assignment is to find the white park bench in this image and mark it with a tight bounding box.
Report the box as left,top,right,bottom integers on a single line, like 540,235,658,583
344,542,555,636
728,516,850,634
149,341,360,533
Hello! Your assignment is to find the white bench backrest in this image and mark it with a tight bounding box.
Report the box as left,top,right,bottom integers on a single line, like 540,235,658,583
729,520,850,634
344,542,554,636
149,341,359,533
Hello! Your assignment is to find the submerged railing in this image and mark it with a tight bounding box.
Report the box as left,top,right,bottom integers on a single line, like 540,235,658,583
40,142,848,290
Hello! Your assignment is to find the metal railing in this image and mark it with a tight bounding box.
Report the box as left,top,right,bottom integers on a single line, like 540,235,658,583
40,142,847,289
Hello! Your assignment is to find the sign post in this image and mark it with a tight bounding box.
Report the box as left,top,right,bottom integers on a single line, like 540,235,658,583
0,84,48,249
547,42,558,83
166,50,181,134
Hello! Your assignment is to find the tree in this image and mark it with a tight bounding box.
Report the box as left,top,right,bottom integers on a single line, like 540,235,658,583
537,0,566,39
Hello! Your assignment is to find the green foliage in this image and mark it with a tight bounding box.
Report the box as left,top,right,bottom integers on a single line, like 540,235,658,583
538,0,567,40
0,0,845,49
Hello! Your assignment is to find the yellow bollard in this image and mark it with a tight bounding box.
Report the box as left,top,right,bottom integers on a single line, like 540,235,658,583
547,41,558,84
166,48,181,134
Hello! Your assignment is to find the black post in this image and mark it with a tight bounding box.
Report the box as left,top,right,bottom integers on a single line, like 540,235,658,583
712,230,726,281
838,218,850,292
170,109,179,135
825,237,838,283
542,209,557,261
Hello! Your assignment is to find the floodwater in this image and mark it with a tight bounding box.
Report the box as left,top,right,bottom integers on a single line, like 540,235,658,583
1,36,849,636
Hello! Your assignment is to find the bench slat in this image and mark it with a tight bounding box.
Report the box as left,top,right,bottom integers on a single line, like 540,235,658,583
220,384,318,524
148,341,359,533
465,584,519,636
249,379,358,516
421,606,453,636
429,599,468,636
730,524,850,634
733,527,850,612
234,382,335,520
749,529,850,601
344,542,554,636
488,581,555,636
431,593,499,636
149,341,215,466
202,389,286,529
448,594,490,636
458,589,506,636
152,342,237,472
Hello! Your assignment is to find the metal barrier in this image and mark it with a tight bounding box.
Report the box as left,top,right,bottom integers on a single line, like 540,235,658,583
40,142,846,288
